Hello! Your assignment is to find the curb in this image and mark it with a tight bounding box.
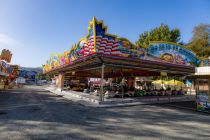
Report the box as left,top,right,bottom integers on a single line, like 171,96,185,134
45,87,197,108
157,104,210,115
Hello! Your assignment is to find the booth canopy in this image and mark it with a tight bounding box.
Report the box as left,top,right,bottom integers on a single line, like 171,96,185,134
43,17,199,77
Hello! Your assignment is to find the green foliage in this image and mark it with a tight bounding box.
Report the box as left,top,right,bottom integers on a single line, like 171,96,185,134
36,73,50,80
134,90,145,97
186,24,210,58
136,24,181,48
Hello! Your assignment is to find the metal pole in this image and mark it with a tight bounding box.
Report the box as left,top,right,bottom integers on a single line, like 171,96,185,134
208,78,210,102
100,63,105,102
122,83,124,99
195,79,199,99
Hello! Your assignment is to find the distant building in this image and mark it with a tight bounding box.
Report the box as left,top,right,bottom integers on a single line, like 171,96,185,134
18,70,38,83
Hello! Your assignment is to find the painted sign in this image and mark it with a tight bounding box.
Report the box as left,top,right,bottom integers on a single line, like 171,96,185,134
0,60,9,76
196,94,210,112
0,49,12,63
147,42,199,65
0,60,18,78
200,59,210,66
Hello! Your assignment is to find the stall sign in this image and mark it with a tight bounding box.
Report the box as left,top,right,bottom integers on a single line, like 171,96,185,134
200,59,210,66
196,94,210,112
147,42,199,65
195,66,210,75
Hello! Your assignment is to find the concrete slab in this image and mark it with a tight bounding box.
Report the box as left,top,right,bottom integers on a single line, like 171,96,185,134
45,87,196,108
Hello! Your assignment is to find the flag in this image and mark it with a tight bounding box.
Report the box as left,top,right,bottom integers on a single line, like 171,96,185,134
96,35,121,55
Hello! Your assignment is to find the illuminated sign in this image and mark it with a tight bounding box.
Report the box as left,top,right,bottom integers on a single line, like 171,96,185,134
195,66,210,75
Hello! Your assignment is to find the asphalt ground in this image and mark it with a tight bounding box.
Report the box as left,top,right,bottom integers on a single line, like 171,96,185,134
159,101,197,110
0,86,210,140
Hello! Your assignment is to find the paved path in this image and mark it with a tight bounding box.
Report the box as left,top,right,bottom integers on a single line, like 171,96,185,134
0,86,210,140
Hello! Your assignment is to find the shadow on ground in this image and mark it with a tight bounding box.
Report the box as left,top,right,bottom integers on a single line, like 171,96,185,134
0,86,209,140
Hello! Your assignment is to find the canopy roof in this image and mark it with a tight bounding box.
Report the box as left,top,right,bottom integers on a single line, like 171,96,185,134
45,54,195,78
43,17,198,78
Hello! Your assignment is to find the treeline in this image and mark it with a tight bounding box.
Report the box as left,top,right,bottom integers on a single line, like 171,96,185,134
20,67,43,72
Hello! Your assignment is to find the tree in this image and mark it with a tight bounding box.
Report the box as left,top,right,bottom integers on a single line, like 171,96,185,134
36,73,51,81
136,24,181,48
187,24,210,58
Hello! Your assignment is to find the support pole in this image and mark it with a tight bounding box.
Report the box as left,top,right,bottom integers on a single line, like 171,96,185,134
208,78,210,102
100,63,105,102
195,79,199,99
57,72,65,92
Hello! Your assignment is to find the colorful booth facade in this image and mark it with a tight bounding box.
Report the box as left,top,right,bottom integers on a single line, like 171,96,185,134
43,17,199,73
43,17,202,102
0,49,19,89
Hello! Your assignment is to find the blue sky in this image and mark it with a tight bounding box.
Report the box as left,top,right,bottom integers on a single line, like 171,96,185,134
0,0,209,67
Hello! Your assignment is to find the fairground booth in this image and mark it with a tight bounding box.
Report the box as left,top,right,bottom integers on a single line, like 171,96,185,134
0,49,19,90
43,17,201,104
192,59,210,112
